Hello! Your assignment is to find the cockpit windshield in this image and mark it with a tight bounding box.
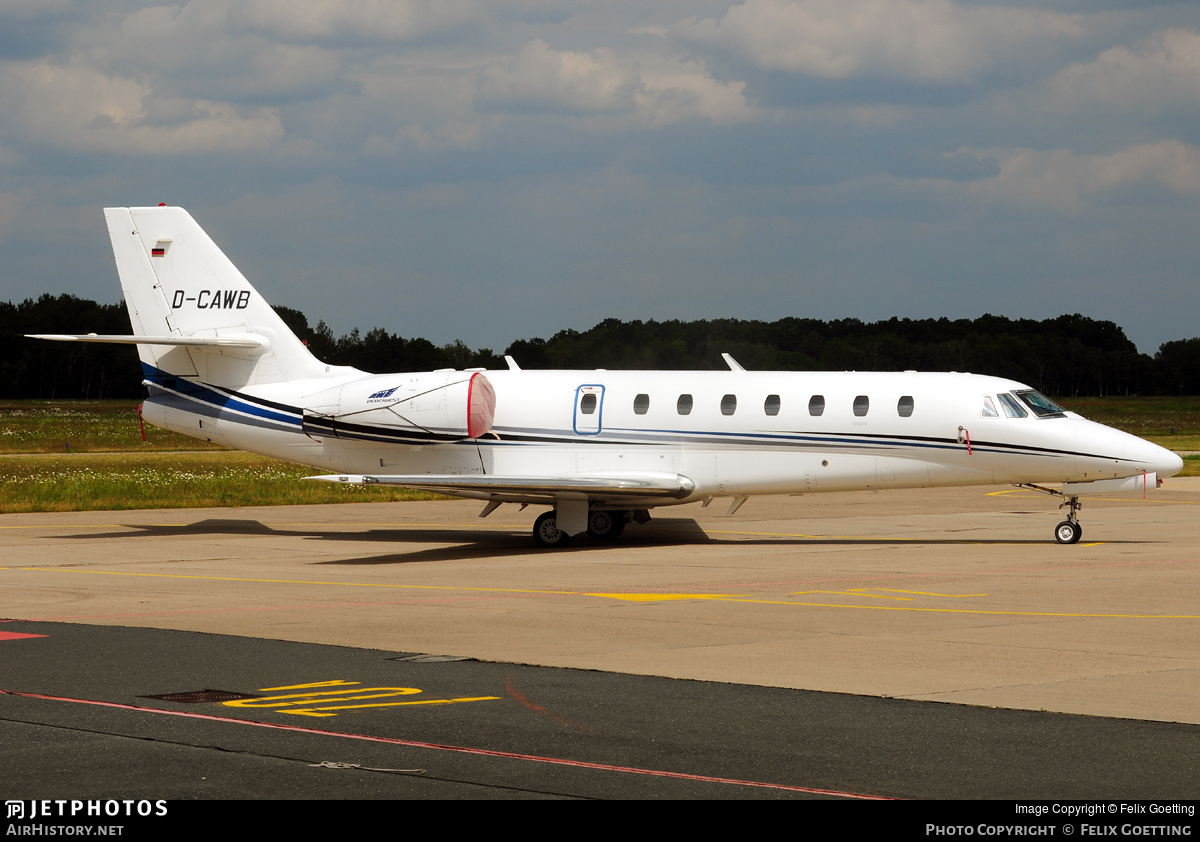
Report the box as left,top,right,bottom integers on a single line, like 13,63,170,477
997,393,1028,418
1014,390,1066,418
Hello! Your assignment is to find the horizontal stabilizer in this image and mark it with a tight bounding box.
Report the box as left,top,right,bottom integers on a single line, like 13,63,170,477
305,472,697,502
26,333,270,351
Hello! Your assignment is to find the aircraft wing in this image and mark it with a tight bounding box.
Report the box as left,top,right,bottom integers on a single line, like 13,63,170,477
305,472,696,504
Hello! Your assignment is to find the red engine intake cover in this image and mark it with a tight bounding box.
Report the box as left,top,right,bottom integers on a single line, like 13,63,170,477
467,372,496,439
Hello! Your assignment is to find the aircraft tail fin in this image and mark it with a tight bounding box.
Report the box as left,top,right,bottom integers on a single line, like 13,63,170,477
102,206,328,388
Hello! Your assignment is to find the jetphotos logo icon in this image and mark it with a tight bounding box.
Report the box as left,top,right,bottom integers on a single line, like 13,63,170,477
6,800,167,818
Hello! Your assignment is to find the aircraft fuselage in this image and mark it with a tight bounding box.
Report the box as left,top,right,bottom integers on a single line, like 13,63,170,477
140,367,1179,507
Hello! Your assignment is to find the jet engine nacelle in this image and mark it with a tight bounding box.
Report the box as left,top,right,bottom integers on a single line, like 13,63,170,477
302,371,495,442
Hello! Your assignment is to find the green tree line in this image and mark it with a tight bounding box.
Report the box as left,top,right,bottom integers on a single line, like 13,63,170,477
4,293,1199,399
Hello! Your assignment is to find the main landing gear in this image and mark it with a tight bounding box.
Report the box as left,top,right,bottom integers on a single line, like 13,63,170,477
586,510,626,542
531,509,640,548
533,511,573,549
1014,484,1083,544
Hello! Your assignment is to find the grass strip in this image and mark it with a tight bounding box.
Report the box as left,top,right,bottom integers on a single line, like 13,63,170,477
0,452,444,513
1,401,228,454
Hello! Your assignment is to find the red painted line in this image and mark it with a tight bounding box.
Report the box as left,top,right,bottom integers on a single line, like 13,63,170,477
0,632,47,641
0,687,891,800
503,673,588,733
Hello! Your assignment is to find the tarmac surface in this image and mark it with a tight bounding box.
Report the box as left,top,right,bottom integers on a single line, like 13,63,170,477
3,480,1199,798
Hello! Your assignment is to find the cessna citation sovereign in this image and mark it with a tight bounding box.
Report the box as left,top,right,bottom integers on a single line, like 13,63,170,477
30,207,1183,548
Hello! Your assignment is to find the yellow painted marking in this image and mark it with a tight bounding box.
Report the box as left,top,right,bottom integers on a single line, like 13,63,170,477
283,697,501,717
988,489,1200,505
0,521,525,530
791,590,913,600
224,686,422,709
15,567,578,596
864,589,987,598
715,597,1200,619
586,593,740,602
216,680,500,718
259,680,356,691
700,530,1108,551
0,524,159,530
9,567,1198,620
701,528,915,541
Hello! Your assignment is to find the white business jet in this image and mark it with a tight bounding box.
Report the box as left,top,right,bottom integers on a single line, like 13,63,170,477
29,207,1183,547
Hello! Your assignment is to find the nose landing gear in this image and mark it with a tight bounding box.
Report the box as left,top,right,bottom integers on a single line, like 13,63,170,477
1054,494,1083,544
1015,484,1083,544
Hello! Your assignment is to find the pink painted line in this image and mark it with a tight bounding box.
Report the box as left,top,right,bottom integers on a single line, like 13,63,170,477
0,632,47,641
0,687,891,800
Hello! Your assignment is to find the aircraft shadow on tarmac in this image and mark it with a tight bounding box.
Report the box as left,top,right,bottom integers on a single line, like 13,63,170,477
52,517,1139,567
57,517,713,564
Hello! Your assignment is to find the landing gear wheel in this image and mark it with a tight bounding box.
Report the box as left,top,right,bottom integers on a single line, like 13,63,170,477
1055,521,1082,544
587,510,626,542
533,511,574,549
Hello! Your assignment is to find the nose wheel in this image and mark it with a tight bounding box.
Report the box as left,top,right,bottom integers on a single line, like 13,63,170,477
1055,519,1082,544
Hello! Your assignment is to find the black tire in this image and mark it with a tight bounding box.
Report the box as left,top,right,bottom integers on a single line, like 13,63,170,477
1055,521,1082,544
587,510,626,542
533,511,573,549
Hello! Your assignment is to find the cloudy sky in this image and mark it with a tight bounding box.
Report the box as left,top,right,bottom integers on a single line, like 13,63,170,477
2,0,1198,357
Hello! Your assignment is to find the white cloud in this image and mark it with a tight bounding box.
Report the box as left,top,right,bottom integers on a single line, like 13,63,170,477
100,3,345,103
677,0,1083,83
229,0,480,44
636,58,752,126
476,39,639,115
0,59,284,155
1048,28,1200,112
953,142,1200,212
476,39,753,125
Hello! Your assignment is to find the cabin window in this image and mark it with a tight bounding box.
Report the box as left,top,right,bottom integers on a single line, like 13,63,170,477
897,396,914,417
1014,390,1066,418
809,395,825,416
853,395,869,417
633,394,650,415
677,394,693,415
764,394,781,416
998,393,1028,418
721,394,737,416
580,393,598,414
981,396,999,418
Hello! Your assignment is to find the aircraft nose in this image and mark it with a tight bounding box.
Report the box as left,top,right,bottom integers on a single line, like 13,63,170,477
1075,420,1184,479
1156,445,1185,479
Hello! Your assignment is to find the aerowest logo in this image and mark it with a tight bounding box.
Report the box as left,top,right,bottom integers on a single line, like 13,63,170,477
367,387,400,401
170,289,251,310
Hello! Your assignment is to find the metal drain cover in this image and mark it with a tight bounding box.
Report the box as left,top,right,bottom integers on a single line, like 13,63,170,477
145,689,259,704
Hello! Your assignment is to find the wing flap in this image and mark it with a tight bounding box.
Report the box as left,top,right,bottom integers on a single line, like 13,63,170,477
305,472,696,502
